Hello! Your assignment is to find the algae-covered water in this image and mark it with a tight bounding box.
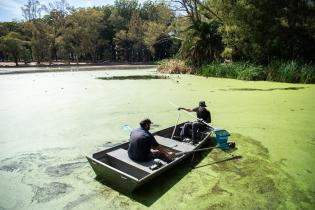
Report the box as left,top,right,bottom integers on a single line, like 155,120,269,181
0,68,314,209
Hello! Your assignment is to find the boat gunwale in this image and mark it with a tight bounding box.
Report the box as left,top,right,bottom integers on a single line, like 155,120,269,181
89,132,209,180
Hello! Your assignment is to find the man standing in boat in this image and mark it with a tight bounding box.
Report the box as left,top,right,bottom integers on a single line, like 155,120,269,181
178,101,211,143
128,118,175,163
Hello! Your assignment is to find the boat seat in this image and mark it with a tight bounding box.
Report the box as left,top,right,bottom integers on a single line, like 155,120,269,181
106,148,154,173
154,135,195,152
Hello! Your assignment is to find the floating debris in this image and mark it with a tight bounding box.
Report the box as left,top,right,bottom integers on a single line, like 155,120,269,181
97,75,169,80
219,87,306,91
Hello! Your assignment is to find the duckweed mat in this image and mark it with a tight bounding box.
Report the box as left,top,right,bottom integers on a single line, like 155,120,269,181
0,134,314,209
182,133,314,209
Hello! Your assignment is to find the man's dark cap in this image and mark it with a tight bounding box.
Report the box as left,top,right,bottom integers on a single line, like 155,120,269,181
140,118,153,127
199,101,207,107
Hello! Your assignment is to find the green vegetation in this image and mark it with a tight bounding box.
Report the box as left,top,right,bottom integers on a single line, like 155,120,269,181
198,63,265,81
0,0,314,83
0,0,179,65
199,61,315,83
158,59,315,83
0,32,30,66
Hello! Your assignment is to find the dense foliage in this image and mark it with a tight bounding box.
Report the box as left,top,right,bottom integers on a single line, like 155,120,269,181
158,59,315,83
0,0,314,83
0,0,179,65
173,0,315,64
200,61,315,83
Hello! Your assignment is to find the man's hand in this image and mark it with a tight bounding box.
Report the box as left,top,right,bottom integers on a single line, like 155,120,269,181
167,152,176,158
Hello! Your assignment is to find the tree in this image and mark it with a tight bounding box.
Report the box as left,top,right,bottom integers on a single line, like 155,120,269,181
114,30,131,61
1,1,181,64
48,0,71,16
140,1,174,24
24,20,50,64
0,32,28,66
21,0,47,21
60,8,103,63
114,0,138,20
127,11,146,61
42,1,71,63
171,0,223,65
143,21,167,58
210,0,315,63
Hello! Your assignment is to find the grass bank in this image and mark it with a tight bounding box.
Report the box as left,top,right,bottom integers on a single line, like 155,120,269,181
158,59,315,84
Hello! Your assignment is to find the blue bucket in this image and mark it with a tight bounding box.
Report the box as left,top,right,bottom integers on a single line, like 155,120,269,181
214,129,230,150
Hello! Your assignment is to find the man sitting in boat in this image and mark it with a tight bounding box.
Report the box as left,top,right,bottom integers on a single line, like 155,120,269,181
178,101,211,143
128,118,175,163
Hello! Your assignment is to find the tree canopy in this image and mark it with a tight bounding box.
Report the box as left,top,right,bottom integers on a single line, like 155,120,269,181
0,0,314,66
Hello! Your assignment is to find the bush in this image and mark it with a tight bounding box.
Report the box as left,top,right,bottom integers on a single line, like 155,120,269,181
278,60,300,83
157,59,194,74
266,60,315,83
159,59,314,83
236,64,264,80
198,62,265,81
300,64,315,83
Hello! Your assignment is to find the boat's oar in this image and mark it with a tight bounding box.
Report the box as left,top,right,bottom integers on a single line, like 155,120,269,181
175,146,221,157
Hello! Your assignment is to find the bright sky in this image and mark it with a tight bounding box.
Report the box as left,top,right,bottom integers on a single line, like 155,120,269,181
0,0,144,22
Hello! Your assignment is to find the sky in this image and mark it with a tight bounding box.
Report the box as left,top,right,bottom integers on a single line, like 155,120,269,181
0,0,131,22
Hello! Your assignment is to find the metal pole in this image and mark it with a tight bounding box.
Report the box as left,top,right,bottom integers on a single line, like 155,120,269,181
171,111,181,140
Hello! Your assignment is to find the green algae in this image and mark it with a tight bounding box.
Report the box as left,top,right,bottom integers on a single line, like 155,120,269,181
31,182,73,203
0,69,314,209
45,162,86,177
63,194,95,210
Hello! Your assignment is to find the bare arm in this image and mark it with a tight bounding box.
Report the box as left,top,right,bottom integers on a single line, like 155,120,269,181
178,107,193,112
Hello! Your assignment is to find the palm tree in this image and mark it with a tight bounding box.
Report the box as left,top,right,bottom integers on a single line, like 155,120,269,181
180,20,222,66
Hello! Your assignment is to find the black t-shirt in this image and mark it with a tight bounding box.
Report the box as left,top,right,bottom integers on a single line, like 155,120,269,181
128,127,159,161
193,107,211,123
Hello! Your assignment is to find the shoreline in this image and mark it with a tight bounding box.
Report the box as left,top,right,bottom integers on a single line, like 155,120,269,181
0,64,158,75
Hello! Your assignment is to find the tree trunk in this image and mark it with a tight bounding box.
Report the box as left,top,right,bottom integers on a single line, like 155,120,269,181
14,57,19,66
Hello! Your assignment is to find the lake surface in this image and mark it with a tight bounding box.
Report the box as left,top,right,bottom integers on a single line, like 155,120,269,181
0,68,314,209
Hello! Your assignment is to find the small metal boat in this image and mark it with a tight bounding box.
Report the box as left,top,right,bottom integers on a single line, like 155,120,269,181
86,122,212,192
